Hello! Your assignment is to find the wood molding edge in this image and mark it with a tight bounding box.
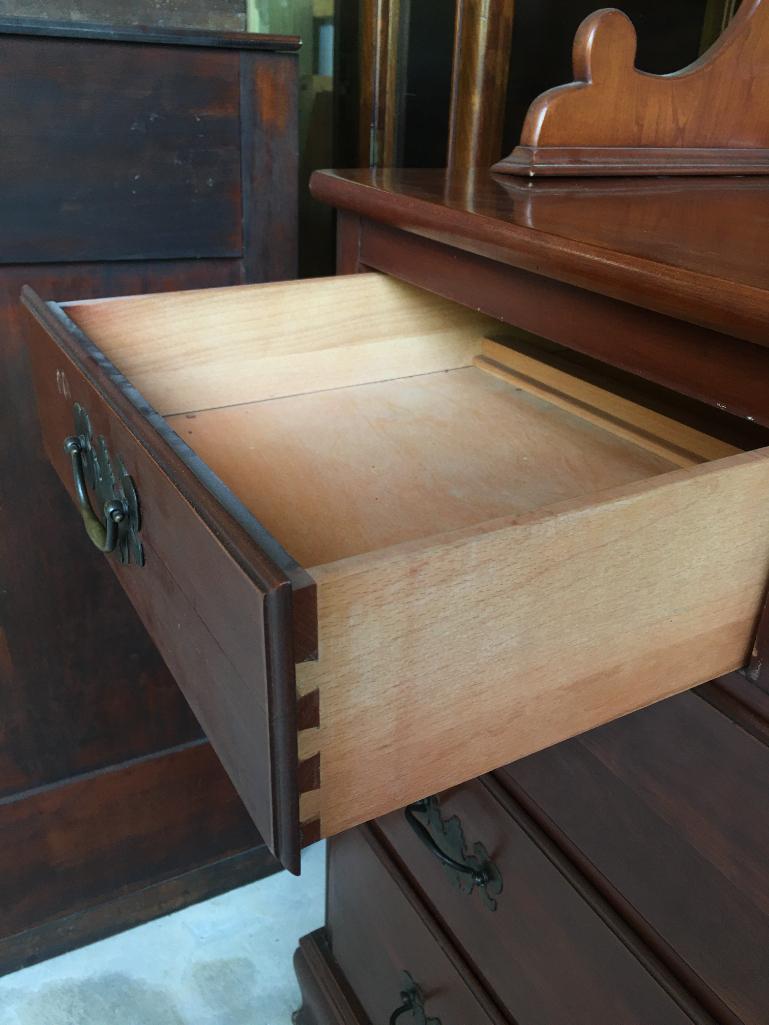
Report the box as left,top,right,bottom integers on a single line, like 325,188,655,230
0,846,278,978
493,146,769,177
293,930,370,1025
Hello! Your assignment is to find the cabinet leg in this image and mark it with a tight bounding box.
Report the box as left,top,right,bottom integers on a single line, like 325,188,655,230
293,930,368,1025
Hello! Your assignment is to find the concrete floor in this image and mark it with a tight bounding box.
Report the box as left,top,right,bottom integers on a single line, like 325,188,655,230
0,842,325,1025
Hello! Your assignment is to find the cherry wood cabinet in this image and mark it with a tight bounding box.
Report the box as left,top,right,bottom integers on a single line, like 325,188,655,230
295,14,769,1016
289,170,769,1025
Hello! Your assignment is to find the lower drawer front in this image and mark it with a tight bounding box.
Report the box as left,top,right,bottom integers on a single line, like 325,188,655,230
500,690,769,1025
376,780,698,1025
327,828,501,1025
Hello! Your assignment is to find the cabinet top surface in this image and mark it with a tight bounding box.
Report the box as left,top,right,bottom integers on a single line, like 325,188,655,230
0,16,300,51
311,168,769,346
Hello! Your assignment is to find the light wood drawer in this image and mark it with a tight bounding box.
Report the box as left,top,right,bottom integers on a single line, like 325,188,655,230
21,273,769,871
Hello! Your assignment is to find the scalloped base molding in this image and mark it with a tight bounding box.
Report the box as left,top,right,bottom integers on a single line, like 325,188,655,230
293,931,368,1025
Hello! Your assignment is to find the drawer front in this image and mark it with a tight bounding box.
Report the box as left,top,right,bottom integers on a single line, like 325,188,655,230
328,827,503,1025
376,781,699,1025
500,691,769,1025
21,290,312,873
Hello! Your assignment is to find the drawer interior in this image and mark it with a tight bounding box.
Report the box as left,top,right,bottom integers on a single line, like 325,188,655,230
169,364,682,567
63,273,769,845
65,273,734,571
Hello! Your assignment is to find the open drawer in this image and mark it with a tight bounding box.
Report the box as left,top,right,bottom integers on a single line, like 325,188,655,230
21,273,769,872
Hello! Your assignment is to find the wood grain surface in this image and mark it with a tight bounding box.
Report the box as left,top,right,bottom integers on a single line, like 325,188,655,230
169,365,674,567
311,169,769,352
501,692,769,1025
301,444,769,837
475,338,740,468
64,274,498,414
376,779,702,1025
494,0,769,176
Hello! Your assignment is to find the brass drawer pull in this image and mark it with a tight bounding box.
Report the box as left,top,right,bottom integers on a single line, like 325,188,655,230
389,973,441,1025
65,435,125,553
63,402,144,566
405,797,502,911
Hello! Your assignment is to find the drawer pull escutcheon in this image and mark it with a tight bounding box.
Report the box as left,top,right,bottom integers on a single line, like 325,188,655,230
63,402,144,566
405,797,503,911
388,972,441,1025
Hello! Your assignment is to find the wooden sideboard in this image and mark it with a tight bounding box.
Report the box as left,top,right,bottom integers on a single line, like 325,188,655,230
0,17,298,973
288,170,769,1025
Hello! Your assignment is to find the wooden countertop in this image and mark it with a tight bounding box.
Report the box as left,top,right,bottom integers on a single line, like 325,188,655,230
311,169,769,348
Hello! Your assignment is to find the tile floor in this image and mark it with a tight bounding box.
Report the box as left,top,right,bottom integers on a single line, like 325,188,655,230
0,842,325,1025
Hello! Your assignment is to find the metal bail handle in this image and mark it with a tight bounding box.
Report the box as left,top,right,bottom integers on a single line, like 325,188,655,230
64,436,126,553
405,802,487,886
388,973,441,1025
389,995,415,1025
405,797,503,911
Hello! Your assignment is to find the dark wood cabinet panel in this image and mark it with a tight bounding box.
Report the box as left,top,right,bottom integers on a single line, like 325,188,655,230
240,49,300,284
0,741,263,939
0,36,243,264
499,694,769,1025
0,5,246,31
0,741,273,975
0,19,297,970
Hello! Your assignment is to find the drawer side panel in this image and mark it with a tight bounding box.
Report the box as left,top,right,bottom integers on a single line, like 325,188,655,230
21,295,303,871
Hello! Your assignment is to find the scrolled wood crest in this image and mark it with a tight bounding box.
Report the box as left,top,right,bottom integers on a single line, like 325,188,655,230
493,0,769,176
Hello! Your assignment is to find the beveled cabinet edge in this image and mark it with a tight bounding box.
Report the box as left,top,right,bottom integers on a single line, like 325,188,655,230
21,285,317,874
